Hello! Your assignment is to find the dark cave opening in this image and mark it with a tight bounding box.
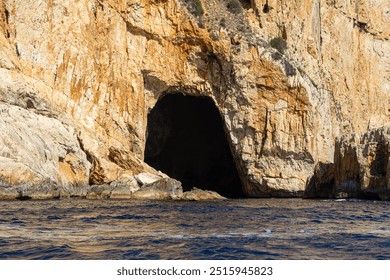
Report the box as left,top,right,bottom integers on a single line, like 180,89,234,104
144,94,244,198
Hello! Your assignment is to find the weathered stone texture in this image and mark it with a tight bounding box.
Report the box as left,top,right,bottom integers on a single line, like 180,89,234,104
333,126,390,199
131,177,183,200
304,162,335,199
181,188,227,201
0,103,90,199
0,0,389,199
305,127,390,200
253,0,390,133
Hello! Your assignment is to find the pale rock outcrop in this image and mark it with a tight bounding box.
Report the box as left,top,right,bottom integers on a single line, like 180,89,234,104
131,177,183,200
85,172,226,200
135,172,166,186
110,173,140,198
86,173,140,199
0,103,90,199
180,188,227,201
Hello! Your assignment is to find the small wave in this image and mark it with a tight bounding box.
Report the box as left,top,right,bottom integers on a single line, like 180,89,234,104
114,214,160,220
47,216,62,220
1,198,389,259
169,234,185,239
377,227,390,231
299,229,317,234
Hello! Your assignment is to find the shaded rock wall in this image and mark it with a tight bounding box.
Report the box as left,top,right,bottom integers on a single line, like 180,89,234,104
334,126,390,199
305,127,390,200
0,0,389,199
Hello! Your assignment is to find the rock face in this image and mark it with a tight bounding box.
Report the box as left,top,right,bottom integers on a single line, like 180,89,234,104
305,127,390,200
0,103,90,199
0,0,389,199
333,127,390,200
303,161,335,199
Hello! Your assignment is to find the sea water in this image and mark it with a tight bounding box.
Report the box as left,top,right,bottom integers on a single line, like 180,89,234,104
0,198,389,259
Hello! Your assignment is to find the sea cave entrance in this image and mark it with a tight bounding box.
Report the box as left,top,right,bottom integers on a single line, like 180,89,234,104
144,94,244,198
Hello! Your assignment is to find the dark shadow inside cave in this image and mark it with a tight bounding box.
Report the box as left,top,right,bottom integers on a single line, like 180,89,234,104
144,94,244,198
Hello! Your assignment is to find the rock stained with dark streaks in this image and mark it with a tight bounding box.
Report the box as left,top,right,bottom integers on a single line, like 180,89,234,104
0,0,389,199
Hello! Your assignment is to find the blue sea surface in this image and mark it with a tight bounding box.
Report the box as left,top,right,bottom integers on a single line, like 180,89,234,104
0,198,389,259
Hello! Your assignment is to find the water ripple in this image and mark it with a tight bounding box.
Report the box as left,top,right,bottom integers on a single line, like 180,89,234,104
0,199,389,259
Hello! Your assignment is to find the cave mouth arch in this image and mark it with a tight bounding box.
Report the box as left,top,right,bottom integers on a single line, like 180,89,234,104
144,93,244,198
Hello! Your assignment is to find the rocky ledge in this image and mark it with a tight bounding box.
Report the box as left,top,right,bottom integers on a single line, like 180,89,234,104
0,172,227,201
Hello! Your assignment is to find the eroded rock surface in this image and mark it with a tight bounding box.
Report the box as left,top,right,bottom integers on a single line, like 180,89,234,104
0,103,90,199
305,127,390,200
180,188,227,201
334,126,390,200
85,172,228,200
131,177,183,200
304,162,335,199
0,0,389,199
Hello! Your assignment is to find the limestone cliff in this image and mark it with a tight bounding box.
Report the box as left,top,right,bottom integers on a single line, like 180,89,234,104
0,0,389,199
